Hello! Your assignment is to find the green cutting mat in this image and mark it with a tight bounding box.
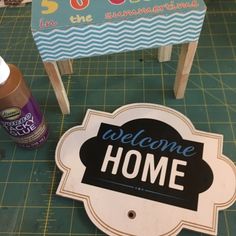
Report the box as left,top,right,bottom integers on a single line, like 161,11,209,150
0,1,236,235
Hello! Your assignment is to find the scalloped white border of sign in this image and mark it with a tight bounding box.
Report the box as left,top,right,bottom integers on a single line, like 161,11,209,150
56,103,236,236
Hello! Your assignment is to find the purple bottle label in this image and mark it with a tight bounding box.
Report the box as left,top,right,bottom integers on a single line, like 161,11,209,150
0,96,48,148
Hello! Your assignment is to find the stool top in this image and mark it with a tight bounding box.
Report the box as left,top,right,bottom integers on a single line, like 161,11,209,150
32,0,206,32
31,0,206,62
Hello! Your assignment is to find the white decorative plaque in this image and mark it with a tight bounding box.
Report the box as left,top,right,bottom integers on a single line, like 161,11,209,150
56,104,236,236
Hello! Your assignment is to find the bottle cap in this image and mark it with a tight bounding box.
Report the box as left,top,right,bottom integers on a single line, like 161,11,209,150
0,56,10,85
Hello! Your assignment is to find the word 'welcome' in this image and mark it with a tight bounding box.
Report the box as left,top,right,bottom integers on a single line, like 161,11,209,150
102,128,196,157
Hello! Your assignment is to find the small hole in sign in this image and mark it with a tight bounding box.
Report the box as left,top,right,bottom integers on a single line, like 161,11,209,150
128,210,136,219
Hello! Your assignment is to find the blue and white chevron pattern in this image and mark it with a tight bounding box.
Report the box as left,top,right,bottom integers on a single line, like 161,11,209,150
33,11,206,62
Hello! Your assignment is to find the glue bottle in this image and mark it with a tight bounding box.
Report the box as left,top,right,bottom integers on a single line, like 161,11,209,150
0,56,48,148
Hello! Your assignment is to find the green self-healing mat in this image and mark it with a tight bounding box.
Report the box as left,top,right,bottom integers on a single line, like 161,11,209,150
0,1,236,235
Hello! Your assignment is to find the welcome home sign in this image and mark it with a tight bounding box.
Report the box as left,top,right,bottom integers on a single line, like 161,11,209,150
56,104,236,236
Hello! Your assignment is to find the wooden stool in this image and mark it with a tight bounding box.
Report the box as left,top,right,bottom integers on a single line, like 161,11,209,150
31,0,206,114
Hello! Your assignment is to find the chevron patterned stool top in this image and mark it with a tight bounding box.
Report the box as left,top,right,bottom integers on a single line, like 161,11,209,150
31,0,206,114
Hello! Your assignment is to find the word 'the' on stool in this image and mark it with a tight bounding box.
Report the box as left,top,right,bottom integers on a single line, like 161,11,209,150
31,0,206,114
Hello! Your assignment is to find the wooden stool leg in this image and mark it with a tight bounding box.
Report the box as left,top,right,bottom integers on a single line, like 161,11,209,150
43,61,70,114
158,45,173,62
57,59,73,75
174,41,198,99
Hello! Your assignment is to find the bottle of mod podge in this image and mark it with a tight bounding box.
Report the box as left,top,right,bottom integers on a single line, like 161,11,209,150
0,56,48,148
